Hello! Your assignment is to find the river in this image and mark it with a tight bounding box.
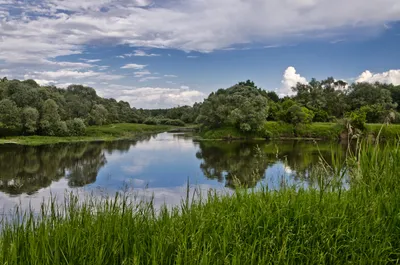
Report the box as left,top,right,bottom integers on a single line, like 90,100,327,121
0,132,347,214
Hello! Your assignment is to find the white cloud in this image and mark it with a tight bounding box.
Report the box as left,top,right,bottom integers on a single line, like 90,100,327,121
25,70,123,81
139,76,161,82
119,87,205,108
32,79,56,86
121,64,147,69
84,59,101,63
277,66,308,97
187,56,198,59
164,74,178,78
101,86,205,109
356,69,400,85
0,0,399,67
134,70,151,77
125,50,161,57
180,85,190,89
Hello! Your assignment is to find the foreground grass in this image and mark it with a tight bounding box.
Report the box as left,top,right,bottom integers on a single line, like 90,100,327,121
1,142,400,264
0,123,174,146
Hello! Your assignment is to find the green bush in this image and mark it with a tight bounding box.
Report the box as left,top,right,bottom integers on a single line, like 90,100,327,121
67,118,86,136
158,119,185,126
54,121,69,137
143,117,159,125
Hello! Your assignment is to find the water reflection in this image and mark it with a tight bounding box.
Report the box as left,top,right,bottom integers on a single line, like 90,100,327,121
195,140,347,188
0,133,348,212
0,137,153,196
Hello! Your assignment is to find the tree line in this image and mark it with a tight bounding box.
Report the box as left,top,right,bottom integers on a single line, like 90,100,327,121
0,78,198,137
1,76,400,137
196,79,400,134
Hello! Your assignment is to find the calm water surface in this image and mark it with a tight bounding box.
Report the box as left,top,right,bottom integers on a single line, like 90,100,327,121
0,132,346,213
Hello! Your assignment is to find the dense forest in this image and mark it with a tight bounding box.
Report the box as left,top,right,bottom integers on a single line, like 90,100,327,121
1,76,400,137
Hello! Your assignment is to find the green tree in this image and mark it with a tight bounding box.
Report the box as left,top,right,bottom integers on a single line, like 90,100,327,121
197,82,269,133
21,107,39,134
89,104,109,125
39,99,60,136
283,105,314,125
0,99,21,131
67,118,86,136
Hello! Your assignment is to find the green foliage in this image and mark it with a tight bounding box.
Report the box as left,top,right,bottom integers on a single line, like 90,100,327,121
0,99,21,131
346,108,367,131
66,118,86,136
54,121,69,136
0,79,159,137
263,121,295,138
282,104,314,125
200,127,246,139
39,99,61,136
89,104,109,126
159,119,185,126
21,107,39,134
197,82,268,133
312,109,329,122
143,117,159,125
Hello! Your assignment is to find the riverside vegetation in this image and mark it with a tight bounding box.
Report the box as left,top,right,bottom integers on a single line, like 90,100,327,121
2,77,400,142
1,140,400,264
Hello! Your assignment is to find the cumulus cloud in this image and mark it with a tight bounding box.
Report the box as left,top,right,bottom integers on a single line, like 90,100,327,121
277,66,308,97
121,64,147,69
98,85,205,109
356,69,400,85
164,74,178,78
118,87,205,108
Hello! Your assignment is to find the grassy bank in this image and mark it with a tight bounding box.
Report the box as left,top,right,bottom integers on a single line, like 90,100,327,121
200,122,400,141
0,123,174,146
200,122,343,140
1,143,400,264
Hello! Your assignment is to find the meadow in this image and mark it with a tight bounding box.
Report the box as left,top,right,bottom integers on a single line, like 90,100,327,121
0,141,399,264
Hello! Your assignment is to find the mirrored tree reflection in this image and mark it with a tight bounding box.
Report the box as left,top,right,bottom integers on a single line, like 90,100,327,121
0,140,135,195
196,141,273,188
196,140,347,189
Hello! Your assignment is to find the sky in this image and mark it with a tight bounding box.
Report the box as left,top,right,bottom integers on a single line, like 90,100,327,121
0,0,400,109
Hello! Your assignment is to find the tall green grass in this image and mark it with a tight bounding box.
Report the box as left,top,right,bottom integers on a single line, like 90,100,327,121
1,142,400,264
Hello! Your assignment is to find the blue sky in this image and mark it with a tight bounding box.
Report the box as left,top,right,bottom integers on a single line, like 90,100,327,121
0,0,399,108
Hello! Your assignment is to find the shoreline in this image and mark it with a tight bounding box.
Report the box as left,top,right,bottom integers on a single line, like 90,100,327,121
0,123,176,146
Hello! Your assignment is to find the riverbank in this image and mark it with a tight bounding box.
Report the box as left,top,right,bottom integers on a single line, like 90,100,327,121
199,122,400,141
0,123,175,146
1,142,399,264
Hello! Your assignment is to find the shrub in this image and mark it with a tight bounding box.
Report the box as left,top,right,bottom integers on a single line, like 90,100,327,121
54,121,70,136
143,117,159,125
66,118,86,136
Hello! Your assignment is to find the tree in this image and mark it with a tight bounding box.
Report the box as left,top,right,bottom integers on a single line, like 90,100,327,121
89,104,109,125
197,82,269,133
67,118,86,136
39,99,60,136
283,105,314,125
266,91,279,102
21,107,39,134
0,99,21,131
